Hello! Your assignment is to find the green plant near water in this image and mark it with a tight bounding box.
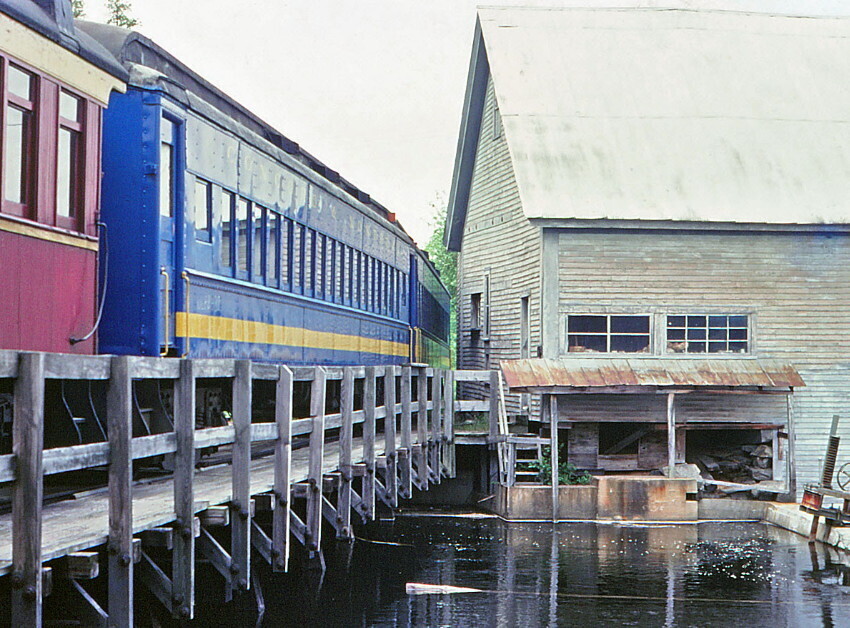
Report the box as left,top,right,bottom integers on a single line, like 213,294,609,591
523,444,592,485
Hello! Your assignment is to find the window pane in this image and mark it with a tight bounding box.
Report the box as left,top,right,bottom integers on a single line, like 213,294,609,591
687,316,706,327
708,342,727,353
687,328,706,340
57,127,78,218
611,315,649,334
729,342,748,353
59,91,81,122
304,229,314,296
220,190,233,267
667,328,685,341
268,212,279,284
611,335,649,353
729,315,748,327
252,204,264,278
568,335,606,353
236,198,249,272
194,179,211,241
281,219,291,289
687,342,706,353
667,316,685,328
159,141,173,217
315,234,324,299
8,66,32,100
708,315,728,327
326,239,335,301
729,328,748,341
3,105,29,204
292,224,302,293
708,327,727,340
668,339,687,353
568,315,607,333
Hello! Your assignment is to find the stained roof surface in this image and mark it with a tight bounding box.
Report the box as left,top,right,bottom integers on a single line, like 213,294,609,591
472,5,850,225
500,358,805,391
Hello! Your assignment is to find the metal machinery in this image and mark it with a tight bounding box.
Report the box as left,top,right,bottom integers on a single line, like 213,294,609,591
799,414,850,539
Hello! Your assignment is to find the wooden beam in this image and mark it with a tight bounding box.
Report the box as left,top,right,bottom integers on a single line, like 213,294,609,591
601,425,654,456
251,519,273,565
400,366,413,499
489,370,500,441
306,368,327,559
65,552,99,580
107,355,133,627
417,366,430,488
172,359,196,620
445,370,456,478
384,365,398,508
69,578,108,627
196,528,232,601
337,367,355,539
140,527,173,550
231,360,252,594
198,506,230,527
273,365,293,572
431,370,443,483
12,352,45,627
362,366,377,519
667,392,676,478
549,395,559,523
139,551,172,615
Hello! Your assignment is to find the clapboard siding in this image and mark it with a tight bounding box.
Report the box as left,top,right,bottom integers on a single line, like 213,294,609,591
555,229,850,488
457,75,541,411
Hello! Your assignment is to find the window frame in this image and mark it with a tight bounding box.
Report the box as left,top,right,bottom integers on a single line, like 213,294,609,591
55,89,85,230
565,313,652,354
665,313,751,355
193,177,212,243
2,62,37,218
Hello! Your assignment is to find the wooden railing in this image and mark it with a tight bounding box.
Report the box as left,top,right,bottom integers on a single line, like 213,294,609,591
0,350,456,626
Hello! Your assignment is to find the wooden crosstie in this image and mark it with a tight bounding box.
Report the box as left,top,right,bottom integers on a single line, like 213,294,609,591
0,351,456,626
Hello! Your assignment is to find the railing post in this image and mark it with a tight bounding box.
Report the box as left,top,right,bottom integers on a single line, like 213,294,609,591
338,367,355,539
108,355,134,627
173,358,196,619
231,360,252,593
417,366,429,488
306,368,327,560
444,370,455,478
363,366,377,518
273,366,293,572
12,352,45,627
489,370,500,441
399,365,413,498
384,365,398,507
431,370,443,483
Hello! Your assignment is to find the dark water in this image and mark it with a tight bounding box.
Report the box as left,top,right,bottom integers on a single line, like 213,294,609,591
196,515,850,627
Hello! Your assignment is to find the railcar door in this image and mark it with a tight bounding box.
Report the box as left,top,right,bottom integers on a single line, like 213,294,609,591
157,114,185,356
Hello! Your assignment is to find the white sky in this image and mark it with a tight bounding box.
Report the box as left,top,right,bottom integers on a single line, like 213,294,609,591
79,0,850,245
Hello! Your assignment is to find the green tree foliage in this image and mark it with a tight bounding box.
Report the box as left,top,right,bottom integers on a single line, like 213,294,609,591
71,0,85,18
107,0,139,28
424,199,458,366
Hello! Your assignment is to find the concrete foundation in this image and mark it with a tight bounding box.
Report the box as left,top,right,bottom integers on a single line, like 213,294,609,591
490,483,598,520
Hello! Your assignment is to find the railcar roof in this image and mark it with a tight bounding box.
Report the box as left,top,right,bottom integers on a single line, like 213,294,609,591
0,0,127,80
447,3,850,249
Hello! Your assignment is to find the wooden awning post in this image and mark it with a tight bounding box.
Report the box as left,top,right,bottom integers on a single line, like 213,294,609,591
667,392,676,478
550,395,559,522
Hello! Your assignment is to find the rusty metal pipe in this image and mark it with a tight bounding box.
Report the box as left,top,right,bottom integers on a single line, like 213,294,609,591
821,414,841,489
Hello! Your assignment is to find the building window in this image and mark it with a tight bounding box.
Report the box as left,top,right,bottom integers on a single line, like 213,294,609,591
267,211,279,286
566,314,650,353
3,65,35,215
193,178,211,242
470,293,482,329
520,296,530,358
235,197,249,273
57,91,82,227
666,315,749,354
159,117,175,218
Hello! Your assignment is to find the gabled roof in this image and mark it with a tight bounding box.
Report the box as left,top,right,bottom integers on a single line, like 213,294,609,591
446,4,850,250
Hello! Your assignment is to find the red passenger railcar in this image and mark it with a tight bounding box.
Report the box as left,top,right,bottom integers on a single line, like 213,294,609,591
0,0,125,353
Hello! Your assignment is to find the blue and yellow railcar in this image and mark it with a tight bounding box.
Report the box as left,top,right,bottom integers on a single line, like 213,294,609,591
81,24,450,366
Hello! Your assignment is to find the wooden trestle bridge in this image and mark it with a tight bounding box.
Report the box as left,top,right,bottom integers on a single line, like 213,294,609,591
0,351,474,626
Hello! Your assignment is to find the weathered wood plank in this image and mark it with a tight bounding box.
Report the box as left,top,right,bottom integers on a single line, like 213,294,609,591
66,552,99,580
444,370,456,478
44,353,110,380
128,356,180,380
139,551,172,615
132,432,177,459
400,366,413,499
431,370,443,484
194,425,235,450
384,366,398,508
172,359,196,620
306,368,327,558
273,366,292,572
43,442,109,476
197,527,232,599
0,349,18,378
417,367,430,488
231,360,252,594
337,367,355,539
107,355,134,627
489,370,500,440
192,358,236,379
12,352,45,627
362,366,377,519
452,370,493,382
251,422,277,442
250,520,273,565
455,400,489,413
69,578,108,627
0,453,14,483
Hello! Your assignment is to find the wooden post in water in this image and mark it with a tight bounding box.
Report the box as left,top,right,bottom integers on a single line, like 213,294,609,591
338,367,355,538
363,366,377,518
273,366,293,571
231,360,252,593
431,370,442,482
384,365,398,507
417,366,429,486
107,355,134,626
400,365,413,498
445,370,455,478
666,393,676,478
306,368,327,560
12,352,45,627
489,370,500,442
173,358,196,620
549,395,559,523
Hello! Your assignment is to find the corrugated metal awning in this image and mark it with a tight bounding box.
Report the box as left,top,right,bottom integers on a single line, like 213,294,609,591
501,358,804,393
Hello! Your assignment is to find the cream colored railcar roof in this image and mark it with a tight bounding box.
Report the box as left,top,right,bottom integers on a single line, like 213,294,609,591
477,5,850,225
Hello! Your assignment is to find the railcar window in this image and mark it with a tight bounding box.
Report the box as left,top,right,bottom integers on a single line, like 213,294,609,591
292,223,302,294
281,218,291,291
252,204,264,279
193,178,211,241
377,262,384,315
267,211,279,286
353,251,361,309
220,189,234,268
304,229,315,297
236,198,249,273
315,233,324,300
159,118,175,218
363,254,371,312
3,66,35,210
326,238,335,302
57,91,82,222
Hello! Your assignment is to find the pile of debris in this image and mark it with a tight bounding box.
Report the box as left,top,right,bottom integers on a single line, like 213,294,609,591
694,443,773,484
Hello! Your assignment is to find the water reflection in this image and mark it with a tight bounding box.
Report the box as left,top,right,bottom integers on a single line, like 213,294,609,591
193,517,850,627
